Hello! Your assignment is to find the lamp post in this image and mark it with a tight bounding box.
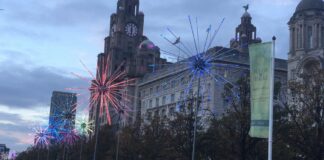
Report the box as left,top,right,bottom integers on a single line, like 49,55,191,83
93,102,100,160
191,77,201,160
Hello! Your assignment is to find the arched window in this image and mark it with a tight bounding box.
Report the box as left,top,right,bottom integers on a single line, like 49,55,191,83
298,58,321,79
303,60,320,74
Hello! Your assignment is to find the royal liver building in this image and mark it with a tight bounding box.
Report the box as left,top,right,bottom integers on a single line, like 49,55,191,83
91,0,294,125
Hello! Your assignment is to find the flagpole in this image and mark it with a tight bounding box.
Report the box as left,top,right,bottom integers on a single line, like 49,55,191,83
268,36,276,160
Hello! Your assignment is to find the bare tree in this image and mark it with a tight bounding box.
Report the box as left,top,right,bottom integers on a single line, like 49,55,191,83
284,69,324,160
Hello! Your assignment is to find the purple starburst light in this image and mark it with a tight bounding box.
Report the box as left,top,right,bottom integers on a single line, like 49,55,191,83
61,129,79,146
33,126,53,149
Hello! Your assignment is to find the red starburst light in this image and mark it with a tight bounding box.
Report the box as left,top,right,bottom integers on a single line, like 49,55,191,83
69,54,135,125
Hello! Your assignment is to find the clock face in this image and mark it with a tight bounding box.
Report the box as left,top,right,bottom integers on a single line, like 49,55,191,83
125,23,138,37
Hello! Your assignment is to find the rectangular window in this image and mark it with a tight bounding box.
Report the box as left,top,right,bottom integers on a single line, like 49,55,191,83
171,94,175,102
149,99,153,108
147,112,152,120
316,24,320,48
169,107,175,116
161,109,166,117
180,91,185,99
171,80,176,88
150,88,153,95
290,28,295,52
156,98,159,107
189,89,193,95
128,46,132,51
189,75,193,81
321,27,324,47
207,83,211,92
291,69,296,79
275,76,281,83
162,96,166,105
181,77,185,84
307,26,313,49
142,101,146,108
156,86,160,93
297,27,302,49
163,82,168,90
142,90,146,97
154,110,159,117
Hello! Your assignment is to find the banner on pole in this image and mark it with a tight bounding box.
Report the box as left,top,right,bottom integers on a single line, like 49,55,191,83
249,42,273,138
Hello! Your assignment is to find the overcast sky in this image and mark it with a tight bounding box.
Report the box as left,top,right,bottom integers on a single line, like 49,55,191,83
0,0,299,152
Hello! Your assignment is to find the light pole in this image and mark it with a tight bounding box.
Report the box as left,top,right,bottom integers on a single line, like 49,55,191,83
93,102,100,160
79,135,85,160
115,114,121,160
191,77,201,160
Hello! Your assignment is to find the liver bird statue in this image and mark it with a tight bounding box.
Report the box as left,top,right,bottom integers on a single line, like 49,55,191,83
243,4,249,12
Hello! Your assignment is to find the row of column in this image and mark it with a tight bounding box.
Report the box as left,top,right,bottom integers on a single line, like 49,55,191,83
290,22,324,52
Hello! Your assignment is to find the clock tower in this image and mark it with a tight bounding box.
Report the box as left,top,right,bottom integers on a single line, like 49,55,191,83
104,0,144,77
90,0,168,126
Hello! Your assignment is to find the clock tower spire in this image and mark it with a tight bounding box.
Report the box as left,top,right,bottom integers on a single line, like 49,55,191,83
104,0,144,77
90,0,168,126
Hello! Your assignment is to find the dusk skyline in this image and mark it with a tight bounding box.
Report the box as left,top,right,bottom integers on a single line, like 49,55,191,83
0,0,299,152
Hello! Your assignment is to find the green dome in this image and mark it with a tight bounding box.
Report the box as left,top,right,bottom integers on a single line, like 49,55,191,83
296,0,324,12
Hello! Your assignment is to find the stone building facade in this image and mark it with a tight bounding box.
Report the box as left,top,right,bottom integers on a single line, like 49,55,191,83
138,9,287,122
288,0,324,80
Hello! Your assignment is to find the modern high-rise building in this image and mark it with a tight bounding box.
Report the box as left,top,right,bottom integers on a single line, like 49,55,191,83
49,91,77,131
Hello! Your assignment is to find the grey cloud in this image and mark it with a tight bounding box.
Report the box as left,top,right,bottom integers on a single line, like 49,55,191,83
0,113,33,152
0,26,55,41
141,0,291,59
0,113,26,131
2,0,294,59
3,0,112,27
0,59,88,108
